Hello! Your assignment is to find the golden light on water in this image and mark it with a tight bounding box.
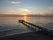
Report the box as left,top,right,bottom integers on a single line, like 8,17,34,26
23,16,27,21
23,13,28,21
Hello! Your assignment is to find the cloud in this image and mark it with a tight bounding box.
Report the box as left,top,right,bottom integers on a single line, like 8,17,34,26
47,7,53,14
19,8,32,12
48,7,53,10
9,1,21,4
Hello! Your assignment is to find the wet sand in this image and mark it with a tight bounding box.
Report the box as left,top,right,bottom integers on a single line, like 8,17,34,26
0,31,53,40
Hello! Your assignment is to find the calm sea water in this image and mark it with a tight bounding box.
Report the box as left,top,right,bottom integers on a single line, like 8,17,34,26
0,16,53,37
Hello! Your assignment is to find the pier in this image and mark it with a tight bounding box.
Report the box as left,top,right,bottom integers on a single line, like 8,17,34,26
18,20,53,35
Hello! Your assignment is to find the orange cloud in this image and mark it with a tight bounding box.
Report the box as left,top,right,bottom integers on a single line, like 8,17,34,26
0,6,53,15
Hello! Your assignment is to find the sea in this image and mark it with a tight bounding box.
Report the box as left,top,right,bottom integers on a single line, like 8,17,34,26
0,16,53,37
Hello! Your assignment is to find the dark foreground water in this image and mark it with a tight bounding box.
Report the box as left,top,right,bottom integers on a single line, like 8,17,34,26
0,16,53,37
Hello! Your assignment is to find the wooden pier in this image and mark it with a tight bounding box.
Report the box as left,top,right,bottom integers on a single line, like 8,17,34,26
18,20,53,36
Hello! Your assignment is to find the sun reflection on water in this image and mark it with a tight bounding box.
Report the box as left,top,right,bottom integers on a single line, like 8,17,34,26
23,15,27,21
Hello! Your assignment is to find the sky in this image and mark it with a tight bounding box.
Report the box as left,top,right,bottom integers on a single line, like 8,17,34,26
0,0,53,15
